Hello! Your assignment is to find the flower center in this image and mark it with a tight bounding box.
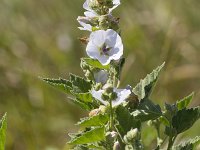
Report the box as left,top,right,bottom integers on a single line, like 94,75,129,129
100,43,111,55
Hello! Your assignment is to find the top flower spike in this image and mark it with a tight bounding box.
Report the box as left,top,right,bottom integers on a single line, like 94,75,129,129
83,0,120,17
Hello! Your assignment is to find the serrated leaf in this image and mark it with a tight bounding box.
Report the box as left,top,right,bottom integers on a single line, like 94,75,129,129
172,136,200,150
77,114,109,128
72,144,103,150
131,109,162,122
0,113,7,150
41,77,72,94
172,107,199,134
68,126,105,145
132,62,165,100
81,58,110,69
116,105,141,136
132,99,162,122
73,92,93,103
176,92,194,110
68,97,94,111
70,73,92,93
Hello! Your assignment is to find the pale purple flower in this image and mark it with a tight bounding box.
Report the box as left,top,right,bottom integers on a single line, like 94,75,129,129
94,70,108,84
77,16,93,31
86,29,123,65
91,88,131,107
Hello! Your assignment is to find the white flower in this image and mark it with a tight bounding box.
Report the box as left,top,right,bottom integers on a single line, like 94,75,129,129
91,88,131,107
83,0,120,16
86,29,123,65
77,16,93,31
94,70,108,84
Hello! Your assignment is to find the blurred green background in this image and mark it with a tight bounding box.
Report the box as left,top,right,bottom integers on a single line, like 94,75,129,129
0,0,200,149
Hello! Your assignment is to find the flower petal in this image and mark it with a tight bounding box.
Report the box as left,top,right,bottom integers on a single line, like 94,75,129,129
91,90,108,105
84,11,98,17
112,88,131,107
83,0,91,11
98,55,110,65
77,16,92,31
86,41,101,59
109,0,121,12
94,70,108,84
90,30,106,47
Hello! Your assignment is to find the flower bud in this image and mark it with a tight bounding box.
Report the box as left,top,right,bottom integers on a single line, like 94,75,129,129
103,84,113,93
101,92,110,101
106,131,117,142
147,120,153,126
85,70,93,80
113,141,120,150
124,128,139,143
99,15,110,30
94,83,103,91
89,0,100,12
89,108,100,117
109,92,117,100
99,105,107,113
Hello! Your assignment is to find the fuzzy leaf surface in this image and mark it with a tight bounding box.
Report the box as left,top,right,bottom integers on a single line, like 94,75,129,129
77,114,109,128
176,92,194,110
81,58,110,69
116,105,141,136
68,126,105,145
70,73,91,93
172,136,200,150
132,62,165,100
0,113,7,150
132,99,162,122
172,107,199,134
41,77,72,94
68,97,94,111
73,92,93,103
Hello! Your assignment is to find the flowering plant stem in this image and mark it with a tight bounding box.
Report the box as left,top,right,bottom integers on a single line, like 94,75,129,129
109,99,114,130
41,0,200,149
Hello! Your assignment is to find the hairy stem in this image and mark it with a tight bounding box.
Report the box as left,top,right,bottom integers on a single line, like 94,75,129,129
109,100,114,130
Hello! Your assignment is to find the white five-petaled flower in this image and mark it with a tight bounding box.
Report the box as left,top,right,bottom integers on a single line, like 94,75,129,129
83,0,120,17
94,70,108,84
91,88,131,107
86,29,123,65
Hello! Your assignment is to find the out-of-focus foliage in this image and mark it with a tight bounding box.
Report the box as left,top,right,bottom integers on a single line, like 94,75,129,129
0,0,199,149
0,113,7,150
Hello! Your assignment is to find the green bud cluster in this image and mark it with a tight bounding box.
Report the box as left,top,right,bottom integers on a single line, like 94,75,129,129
84,0,119,31
124,128,139,144
89,0,114,15
101,84,118,101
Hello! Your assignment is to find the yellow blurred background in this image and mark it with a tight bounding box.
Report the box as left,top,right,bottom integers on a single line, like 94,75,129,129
0,0,199,149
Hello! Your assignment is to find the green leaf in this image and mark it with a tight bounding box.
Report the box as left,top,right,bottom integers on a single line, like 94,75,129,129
116,105,141,136
111,58,125,80
81,58,110,69
176,92,194,110
132,99,162,122
72,144,103,150
132,62,165,100
77,113,109,128
172,136,200,150
40,77,72,94
68,97,94,111
68,126,105,145
0,113,7,150
70,73,92,93
73,92,93,103
172,107,199,134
